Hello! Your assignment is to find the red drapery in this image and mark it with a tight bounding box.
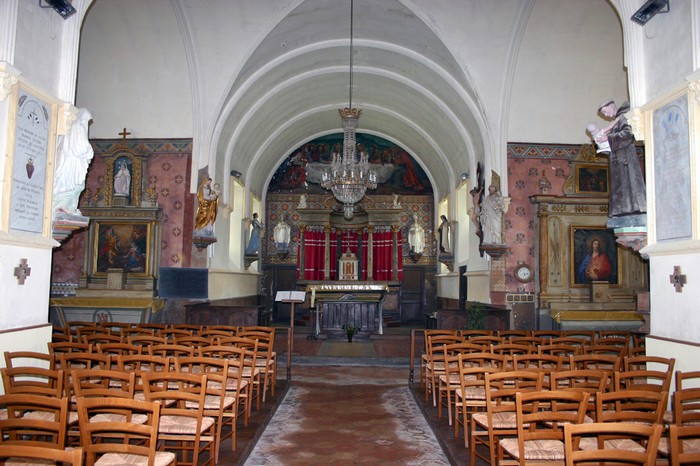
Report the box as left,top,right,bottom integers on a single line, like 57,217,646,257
300,226,325,281
373,227,393,281
329,229,338,280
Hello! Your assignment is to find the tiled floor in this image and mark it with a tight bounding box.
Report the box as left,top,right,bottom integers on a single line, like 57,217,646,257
216,328,484,465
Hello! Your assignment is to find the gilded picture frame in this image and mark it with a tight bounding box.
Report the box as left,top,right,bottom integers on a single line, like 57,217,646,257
93,221,151,275
571,226,620,286
575,164,609,195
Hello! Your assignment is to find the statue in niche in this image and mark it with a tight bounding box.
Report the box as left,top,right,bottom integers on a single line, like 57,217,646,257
113,160,131,196
194,178,220,235
438,215,450,254
245,213,263,255
479,184,509,244
408,214,425,254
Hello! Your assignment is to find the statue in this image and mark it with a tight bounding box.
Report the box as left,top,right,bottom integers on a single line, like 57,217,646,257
585,122,611,154
273,218,291,252
408,214,425,254
597,100,646,222
479,184,508,244
52,108,94,216
298,194,308,209
194,178,220,235
245,212,263,255
113,160,131,196
438,215,450,254
392,193,401,208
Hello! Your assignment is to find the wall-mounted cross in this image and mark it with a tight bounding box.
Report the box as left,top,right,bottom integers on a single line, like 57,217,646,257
118,127,131,146
13,259,31,285
669,266,687,293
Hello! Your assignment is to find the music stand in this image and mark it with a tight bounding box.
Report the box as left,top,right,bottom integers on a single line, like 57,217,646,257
275,291,305,379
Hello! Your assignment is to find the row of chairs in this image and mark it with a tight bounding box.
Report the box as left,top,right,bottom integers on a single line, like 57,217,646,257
2,347,264,464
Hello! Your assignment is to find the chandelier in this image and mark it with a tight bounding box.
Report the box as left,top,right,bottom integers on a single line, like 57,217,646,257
320,0,377,219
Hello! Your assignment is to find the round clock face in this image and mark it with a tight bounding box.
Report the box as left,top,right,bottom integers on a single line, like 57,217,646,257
515,264,533,283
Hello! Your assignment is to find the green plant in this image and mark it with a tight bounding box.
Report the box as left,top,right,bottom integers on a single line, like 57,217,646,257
465,301,486,330
342,323,361,337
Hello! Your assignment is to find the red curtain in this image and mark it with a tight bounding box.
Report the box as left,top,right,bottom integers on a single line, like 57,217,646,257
361,229,369,281
396,230,403,281
373,227,393,281
329,228,338,280
302,226,325,281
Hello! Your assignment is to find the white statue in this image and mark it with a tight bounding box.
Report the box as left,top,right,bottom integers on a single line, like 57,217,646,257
114,160,131,196
479,184,509,244
274,219,291,251
408,214,425,254
53,108,94,216
298,194,308,208
392,193,401,208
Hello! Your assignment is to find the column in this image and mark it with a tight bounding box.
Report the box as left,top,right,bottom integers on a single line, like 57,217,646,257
324,225,331,280
367,225,374,281
392,225,399,281
299,224,306,278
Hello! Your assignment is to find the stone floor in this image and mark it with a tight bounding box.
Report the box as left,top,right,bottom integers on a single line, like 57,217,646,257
214,328,485,465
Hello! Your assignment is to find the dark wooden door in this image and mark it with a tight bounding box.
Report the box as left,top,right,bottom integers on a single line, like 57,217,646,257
401,267,424,322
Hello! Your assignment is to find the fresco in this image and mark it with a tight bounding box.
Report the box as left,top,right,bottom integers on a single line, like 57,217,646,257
268,133,431,194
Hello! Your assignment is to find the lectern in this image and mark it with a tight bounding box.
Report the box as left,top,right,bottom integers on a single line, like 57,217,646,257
275,291,305,379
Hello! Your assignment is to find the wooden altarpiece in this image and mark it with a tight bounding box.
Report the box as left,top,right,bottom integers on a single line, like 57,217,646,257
531,145,648,331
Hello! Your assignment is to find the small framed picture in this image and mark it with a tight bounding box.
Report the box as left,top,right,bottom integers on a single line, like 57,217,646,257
575,164,609,195
571,226,619,286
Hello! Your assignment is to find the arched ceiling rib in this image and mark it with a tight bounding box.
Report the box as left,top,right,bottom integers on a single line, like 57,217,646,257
211,0,487,200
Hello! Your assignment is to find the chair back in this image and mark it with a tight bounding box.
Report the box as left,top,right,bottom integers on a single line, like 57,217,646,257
0,393,69,448
669,424,700,466
564,422,662,466
0,445,83,466
595,389,668,425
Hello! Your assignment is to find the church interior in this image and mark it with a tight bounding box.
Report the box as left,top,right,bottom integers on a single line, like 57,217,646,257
1,0,700,464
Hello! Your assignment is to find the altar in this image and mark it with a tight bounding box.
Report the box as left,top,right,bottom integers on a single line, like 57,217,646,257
306,282,390,338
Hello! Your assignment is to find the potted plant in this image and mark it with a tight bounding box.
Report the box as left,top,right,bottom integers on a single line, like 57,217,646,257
342,323,361,342
465,301,486,330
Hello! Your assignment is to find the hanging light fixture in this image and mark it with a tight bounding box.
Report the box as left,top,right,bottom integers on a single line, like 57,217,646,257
321,0,377,219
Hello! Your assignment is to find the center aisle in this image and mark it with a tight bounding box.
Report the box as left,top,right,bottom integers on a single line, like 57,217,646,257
243,366,449,465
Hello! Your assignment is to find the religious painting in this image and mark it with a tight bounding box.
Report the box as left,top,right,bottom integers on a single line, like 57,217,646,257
575,164,609,195
268,133,432,195
653,93,691,242
571,226,619,286
93,221,151,275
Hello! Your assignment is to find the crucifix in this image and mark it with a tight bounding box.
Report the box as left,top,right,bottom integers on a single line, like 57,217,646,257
13,259,31,285
118,127,131,146
669,266,687,293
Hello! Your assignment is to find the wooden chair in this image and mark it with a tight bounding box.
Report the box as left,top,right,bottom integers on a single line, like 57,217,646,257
77,396,176,466
82,333,123,346
509,336,546,347
159,328,194,340
95,342,143,357
0,445,83,466
538,343,581,358
512,353,562,387
497,330,530,340
570,354,621,373
669,424,700,466
615,368,674,394
116,355,171,398
564,422,662,466
1,366,65,398
424,334,463,405
199,343,257,425
531,330,561,340
549,337,587,347
675,370,700,391
127,335,169,348
582,344,626,357
119,326,156,339
672,388,700,426
3,350,51,369
147,343,195,358
468,335,504,346
595,389,668,426
499,390,590,465
469,370,544,466
237,328,277,401
437,342,488,425
0,393,69,448
550,369,610,420
624,355,675,373
48,342,92,361
174,335,215,349
561,330,596,342
143,371,216,466
170,324,203,333
176,356,234,461
420,330,459,391
490,343,533,357
453,356,503,445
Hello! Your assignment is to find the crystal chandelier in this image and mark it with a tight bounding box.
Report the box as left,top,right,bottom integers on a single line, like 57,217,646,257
320,0,377,219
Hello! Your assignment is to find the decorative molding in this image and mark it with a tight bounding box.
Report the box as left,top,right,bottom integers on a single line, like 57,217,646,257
0,61,20,102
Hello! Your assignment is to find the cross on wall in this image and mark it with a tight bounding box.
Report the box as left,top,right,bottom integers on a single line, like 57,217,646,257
13,259,31,285
669,266,687,293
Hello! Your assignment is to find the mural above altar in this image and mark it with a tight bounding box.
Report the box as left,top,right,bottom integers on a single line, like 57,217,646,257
268,133,431,195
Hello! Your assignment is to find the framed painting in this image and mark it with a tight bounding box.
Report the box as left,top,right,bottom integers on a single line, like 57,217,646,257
575,164,609,195
571,226,619,286
93,221,151,275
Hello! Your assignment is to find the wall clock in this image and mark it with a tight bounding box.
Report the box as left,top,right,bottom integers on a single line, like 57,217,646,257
514,262,533,283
